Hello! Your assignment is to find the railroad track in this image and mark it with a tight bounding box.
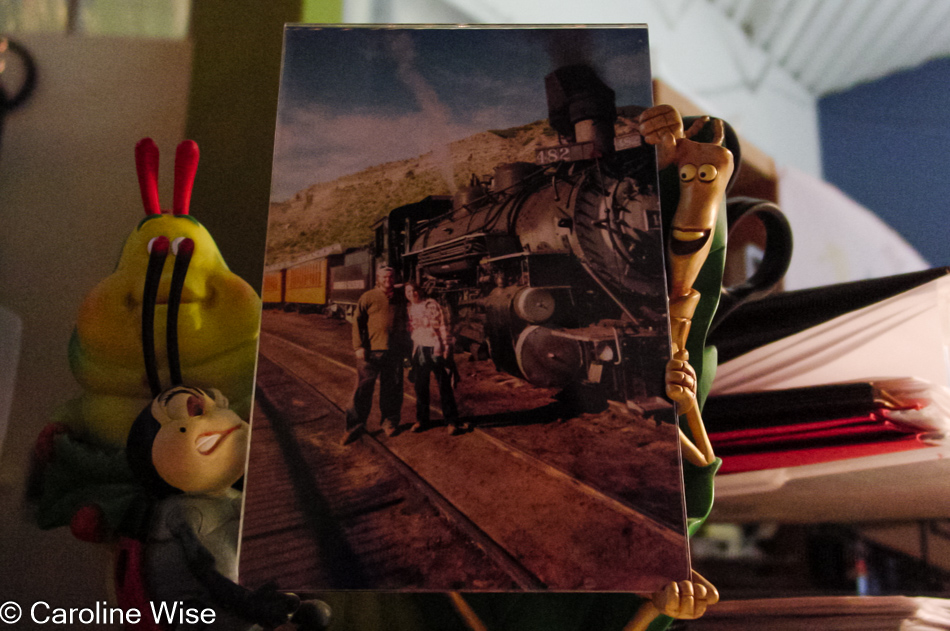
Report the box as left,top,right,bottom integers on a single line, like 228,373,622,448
240,312,689,593
241,351,524,591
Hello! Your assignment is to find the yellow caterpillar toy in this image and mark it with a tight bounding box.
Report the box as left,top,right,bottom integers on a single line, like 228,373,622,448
64,139,261,448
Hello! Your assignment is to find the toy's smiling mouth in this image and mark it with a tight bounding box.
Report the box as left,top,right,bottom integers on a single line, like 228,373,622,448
128,286,200,307
196,424,242,455
155,290,197,306
669,228,711,255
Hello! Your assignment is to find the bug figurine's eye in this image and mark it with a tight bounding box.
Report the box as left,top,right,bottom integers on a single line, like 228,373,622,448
160,389,209,422
698,164,718,182
171,236,186,255
147,235,169,254
679,164,697,182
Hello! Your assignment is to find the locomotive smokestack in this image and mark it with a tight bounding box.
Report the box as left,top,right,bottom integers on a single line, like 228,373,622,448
545,65,617,156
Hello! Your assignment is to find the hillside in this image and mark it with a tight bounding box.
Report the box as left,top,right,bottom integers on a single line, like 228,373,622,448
265,112,641,267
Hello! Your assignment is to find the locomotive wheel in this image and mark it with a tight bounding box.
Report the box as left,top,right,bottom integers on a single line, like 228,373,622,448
514,325,582,389
513,286,556,324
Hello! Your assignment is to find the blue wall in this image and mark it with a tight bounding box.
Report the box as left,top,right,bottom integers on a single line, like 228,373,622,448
819,58,950,268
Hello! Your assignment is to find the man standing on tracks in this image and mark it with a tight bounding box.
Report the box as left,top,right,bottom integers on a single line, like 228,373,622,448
342,265,410,445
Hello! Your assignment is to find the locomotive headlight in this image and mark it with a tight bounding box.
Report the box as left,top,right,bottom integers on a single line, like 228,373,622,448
513,287,556,324
597,343,615,363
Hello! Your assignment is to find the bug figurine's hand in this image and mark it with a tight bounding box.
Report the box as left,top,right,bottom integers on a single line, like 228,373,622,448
624,570,719,631
638,105,708,168
651,570,719,620
665,350,697,415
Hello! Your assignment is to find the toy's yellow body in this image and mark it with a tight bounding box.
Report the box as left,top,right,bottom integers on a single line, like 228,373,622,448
67,213,261,447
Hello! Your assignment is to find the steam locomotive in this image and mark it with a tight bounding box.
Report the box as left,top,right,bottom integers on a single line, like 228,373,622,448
267,65,676,409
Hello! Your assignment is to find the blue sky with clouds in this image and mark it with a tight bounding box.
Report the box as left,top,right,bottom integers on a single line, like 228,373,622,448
270,26,653,201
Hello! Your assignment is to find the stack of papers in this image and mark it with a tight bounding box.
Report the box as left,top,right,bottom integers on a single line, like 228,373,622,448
706,379,949,474
704,269,950,520
711,270,949,395
691,596,950,630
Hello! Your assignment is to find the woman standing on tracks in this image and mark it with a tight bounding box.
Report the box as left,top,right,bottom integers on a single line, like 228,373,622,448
405,283,462,435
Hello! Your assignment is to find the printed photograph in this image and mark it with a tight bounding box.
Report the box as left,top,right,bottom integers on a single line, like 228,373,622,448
239,25,690,593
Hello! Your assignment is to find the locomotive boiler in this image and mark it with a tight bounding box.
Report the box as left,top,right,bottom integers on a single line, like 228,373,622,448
376,65,674,410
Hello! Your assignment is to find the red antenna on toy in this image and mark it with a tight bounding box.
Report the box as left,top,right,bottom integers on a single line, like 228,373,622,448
135,138,161,216
173,140,199,216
